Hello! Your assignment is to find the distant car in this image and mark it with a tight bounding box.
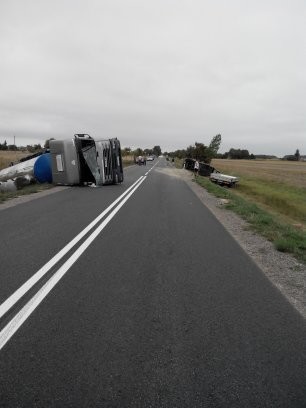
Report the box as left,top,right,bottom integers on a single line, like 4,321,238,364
147,156,154,161
137,156,145,165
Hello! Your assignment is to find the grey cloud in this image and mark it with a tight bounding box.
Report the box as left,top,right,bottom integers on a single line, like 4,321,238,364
0,0,305,156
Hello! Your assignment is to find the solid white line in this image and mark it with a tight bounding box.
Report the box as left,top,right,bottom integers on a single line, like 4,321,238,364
145,159,160,176
0,176,144,320
0,176,147,351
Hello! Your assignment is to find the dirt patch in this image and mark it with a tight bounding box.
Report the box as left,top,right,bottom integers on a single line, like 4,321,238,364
158,166,306,319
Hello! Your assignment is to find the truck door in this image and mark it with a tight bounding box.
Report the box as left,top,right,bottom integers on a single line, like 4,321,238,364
110,138,124,183
95,140,113,185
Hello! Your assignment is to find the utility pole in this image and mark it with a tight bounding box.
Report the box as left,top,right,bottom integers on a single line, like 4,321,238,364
14,135,17,162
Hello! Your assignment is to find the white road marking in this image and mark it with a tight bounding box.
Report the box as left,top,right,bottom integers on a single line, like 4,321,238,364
145,159,160,176
0,176,144,320
0,176,147,351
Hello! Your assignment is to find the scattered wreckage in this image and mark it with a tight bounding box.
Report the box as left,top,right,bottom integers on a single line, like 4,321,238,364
0,134,123,192
209,172,239,187
183,158,239,187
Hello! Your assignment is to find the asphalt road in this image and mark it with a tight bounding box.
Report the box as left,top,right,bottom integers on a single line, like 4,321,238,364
1,158,306,407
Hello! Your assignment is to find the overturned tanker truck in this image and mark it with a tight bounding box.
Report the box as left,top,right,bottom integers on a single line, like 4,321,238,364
50,134,123,186
0,134,123,192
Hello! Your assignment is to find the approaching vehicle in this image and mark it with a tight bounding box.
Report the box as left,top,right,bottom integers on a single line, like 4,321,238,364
136,156,146,165
209,172,239,187
147,156,154,161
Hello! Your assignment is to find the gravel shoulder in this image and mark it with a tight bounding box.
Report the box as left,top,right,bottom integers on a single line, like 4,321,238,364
158,166,306,319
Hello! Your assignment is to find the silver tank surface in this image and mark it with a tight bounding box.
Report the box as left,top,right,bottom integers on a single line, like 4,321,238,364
0,157,37,182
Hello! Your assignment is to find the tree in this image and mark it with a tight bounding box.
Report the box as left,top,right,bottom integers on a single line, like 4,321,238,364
122,147,132,156
134,147,143,157
152,145,161,156
194,142,211,163
183,143,210,162
144,148,153,155
186,145,195,158
34,144,42,151
7,144,17,151
172,149,186,159
294,149,300,161
27,145,35,153
224,148,251,159
0,140,8,150
208,134,222,157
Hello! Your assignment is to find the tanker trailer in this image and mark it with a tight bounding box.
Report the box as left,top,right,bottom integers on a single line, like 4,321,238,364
0,153,52,192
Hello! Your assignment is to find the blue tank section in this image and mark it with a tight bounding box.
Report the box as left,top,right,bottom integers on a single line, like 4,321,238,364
33,153,52,183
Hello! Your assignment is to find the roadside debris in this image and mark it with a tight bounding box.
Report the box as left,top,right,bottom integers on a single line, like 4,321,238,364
183,158,239,187
218,198,230,206
209,172,239,187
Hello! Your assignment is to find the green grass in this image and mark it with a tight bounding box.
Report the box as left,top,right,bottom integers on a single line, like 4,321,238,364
235,177,306,224
195,176,306,264
0,183,53,203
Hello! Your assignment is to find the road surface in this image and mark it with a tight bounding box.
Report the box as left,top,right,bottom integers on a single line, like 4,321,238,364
1,158,306,407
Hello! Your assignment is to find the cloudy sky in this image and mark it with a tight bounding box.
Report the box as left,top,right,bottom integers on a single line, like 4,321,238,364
0,0,305,156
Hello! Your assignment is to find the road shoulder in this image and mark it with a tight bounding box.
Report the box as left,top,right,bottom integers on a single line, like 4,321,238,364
0,186,69,211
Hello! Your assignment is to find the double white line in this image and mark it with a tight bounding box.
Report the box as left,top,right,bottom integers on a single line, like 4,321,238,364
0,175,146,351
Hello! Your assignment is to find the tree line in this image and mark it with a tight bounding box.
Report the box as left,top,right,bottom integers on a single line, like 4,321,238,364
166,138,303,162
0,140,43,152
165,134,222,163
166,138,258,162
1,138,303,161
121,145,162,157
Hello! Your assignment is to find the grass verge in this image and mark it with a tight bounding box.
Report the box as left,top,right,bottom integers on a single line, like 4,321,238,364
227,177,305,224
0,183,53,204
195,175,306,264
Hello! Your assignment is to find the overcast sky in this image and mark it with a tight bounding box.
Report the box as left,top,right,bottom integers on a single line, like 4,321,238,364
0,0,305,156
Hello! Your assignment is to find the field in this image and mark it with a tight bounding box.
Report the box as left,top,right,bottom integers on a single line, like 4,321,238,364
122,155,135,167
191,158,306,263
0,150,31,171
211,159,306,189
211,159,306,228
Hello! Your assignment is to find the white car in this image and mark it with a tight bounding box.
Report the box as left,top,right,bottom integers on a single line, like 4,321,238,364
147,156,154,161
